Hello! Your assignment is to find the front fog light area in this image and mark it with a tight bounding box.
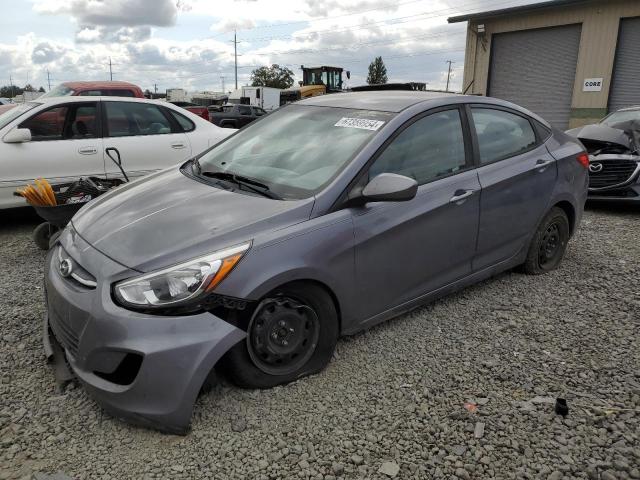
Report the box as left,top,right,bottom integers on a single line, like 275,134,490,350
113,243,250,310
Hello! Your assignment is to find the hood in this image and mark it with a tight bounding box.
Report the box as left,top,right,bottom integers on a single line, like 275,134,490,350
72,168,313,271
566,124,631,150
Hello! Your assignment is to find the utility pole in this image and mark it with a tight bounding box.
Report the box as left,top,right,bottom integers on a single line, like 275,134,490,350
9,75,15,99
232,30,238,90
46,69,51,91
154,83,158,94
445,60,454,92
109,57,113,81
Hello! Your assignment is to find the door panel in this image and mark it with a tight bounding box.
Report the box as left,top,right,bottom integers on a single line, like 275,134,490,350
102,101,192,181
351,107,479,322
352,170,480,321
471,107,557,270
0,102,104,208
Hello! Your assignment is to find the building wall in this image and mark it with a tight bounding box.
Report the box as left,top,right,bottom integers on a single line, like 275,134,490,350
462,0,640,128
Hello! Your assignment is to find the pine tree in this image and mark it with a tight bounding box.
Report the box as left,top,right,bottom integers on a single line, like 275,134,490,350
367,56,388,85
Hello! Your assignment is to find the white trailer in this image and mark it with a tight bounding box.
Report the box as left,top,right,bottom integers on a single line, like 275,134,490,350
245,86,281,110
166,88,190,103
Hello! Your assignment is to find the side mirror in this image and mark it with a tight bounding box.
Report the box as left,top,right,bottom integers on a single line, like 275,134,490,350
362,173,418,202
3,128,32,144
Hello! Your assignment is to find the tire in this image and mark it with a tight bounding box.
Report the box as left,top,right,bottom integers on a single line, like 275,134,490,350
33,222,57,251
522,207,570,275
220,283,339,389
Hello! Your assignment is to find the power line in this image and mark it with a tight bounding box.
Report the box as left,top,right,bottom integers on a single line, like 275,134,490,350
230,0,523,43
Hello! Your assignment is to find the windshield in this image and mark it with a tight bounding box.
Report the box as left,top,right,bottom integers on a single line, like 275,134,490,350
39,84,74,99
198,105,393,199
601,109,640,127
0,103,39,130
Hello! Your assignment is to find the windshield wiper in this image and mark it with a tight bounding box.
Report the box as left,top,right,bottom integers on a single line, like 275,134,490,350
202,171,282,199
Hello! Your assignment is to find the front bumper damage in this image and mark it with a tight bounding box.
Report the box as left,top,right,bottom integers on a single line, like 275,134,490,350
43,228,246,434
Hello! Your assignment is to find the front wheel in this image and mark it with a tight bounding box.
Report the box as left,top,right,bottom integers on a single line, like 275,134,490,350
33,222,58,250
220,284,338,389
522,207,570,275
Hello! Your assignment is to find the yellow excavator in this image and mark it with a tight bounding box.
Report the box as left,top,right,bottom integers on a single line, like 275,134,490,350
280,66,348,105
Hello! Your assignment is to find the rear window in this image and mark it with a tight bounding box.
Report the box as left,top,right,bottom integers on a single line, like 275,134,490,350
39,85,73,98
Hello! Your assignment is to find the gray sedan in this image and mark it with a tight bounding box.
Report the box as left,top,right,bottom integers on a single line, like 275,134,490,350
44,92,588,433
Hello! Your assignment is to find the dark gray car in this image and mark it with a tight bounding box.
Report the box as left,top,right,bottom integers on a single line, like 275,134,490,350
44,92,588,433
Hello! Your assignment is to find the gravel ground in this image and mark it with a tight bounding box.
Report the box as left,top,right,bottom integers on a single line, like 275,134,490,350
1,206,638,480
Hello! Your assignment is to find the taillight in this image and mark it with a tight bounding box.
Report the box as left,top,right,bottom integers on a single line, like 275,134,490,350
576,152,589,168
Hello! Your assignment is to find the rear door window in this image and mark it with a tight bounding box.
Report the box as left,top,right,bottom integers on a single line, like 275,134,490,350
238,106,252,116
471,108,537,164
105,102,174,137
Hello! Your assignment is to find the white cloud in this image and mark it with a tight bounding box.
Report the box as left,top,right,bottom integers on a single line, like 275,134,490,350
0,0,537,93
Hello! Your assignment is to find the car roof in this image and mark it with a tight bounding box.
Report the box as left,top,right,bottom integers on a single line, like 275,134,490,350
297,91,458,112
35,96,161,105
61,81,140,90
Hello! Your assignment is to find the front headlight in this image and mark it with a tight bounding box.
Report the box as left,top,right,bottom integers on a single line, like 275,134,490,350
114,242,250,309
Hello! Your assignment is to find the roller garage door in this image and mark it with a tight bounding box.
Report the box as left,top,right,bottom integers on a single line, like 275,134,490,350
609,17,640,113
488,24,582,129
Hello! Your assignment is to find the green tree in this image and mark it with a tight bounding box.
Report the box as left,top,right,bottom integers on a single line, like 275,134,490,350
38,86,46,93
0,85,24,98
24,84,35,92
366,56,388,85
250,64,295,89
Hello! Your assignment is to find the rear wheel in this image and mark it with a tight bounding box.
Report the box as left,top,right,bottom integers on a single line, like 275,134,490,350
220,283,338,389
522,207,570,274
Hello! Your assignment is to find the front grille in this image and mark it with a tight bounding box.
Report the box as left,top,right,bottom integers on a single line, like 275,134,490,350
589,159,638,189
49,310,79,357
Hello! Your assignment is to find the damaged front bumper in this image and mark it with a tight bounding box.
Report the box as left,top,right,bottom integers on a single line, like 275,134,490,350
43,229,246,434
587,154,640,202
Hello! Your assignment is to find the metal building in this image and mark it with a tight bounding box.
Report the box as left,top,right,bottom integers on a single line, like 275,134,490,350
449,0,640,129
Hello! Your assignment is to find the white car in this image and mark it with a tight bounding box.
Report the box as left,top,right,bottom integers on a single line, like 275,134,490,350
0,96,234,209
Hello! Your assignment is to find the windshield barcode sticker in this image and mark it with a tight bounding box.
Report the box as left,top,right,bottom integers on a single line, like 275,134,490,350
335,117,385,131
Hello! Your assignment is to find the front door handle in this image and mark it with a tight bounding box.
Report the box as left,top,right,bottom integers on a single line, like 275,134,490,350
449,189,475,204
78,146,97,155
171,142,186,149
536,159,554,169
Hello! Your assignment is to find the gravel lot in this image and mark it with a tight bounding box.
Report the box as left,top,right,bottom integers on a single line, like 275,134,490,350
1,206,638,480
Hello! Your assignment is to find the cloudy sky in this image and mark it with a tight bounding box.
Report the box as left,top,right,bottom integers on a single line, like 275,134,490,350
1,0,538,94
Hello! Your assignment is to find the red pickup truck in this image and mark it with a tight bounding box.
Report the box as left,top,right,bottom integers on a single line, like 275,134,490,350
168,101,210,121
41,81,145,98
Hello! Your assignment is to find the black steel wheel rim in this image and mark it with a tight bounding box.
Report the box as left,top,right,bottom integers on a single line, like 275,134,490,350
247,297,320,376
538,221,563,267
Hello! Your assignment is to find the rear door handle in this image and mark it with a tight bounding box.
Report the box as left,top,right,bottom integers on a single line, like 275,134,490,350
78,146,97,155
449,189,475,204
536,159,554,169
171,142,186,149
